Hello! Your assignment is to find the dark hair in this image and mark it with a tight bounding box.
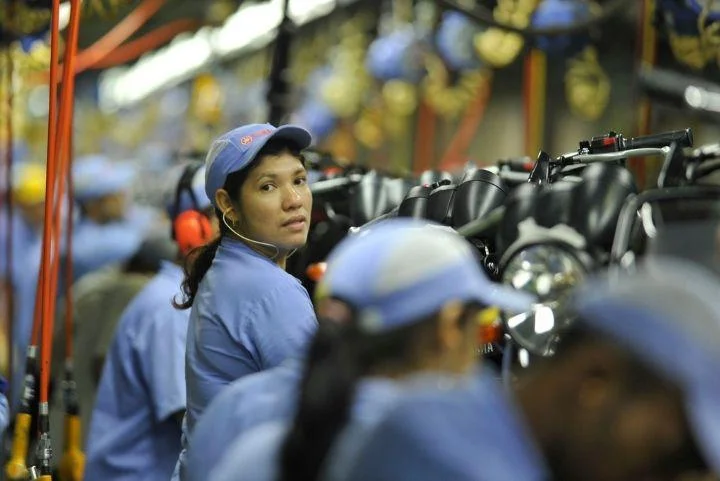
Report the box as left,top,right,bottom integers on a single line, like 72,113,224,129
278,303,480,481
173,138,305,310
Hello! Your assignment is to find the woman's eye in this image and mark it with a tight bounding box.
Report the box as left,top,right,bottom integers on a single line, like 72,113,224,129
295,177,307,186
261,184,275,192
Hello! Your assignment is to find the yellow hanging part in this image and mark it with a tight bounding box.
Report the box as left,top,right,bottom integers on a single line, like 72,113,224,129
5,412,31,480
58,414,85,481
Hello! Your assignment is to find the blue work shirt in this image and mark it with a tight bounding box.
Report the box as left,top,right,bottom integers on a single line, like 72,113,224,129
180,358,303,481
0,208,39,283
208,378,403,481
71,206,155,282
184,237,317,433
345,370,549,481
84,262,188,481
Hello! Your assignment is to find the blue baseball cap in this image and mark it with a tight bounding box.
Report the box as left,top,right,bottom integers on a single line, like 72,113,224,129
164,163,212,219
204,123,313,207
316,218,535,333
73,154,136,202
573,258,720,474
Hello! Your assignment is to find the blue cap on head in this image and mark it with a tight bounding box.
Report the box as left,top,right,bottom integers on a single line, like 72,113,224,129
165,163,212,219
573,258,720,474
316,218,535,333
73,154,135,202
204,123,313,208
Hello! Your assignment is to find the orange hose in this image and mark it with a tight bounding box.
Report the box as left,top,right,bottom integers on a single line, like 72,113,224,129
413,101,436,175
55,0,168,78
39,0,81,408
89,18,203,69
438,76,494,172
63,107,74,364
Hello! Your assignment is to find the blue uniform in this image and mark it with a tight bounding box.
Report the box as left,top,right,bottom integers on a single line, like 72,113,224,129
345,370,548,481
179,359,303,481
207,378,403,481
84,262,188,481
184,237,317,434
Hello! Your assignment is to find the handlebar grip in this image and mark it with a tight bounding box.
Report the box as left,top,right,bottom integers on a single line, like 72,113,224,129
624,129,693,150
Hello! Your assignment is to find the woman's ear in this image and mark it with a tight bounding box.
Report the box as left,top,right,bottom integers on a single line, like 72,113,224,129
214,189,237,222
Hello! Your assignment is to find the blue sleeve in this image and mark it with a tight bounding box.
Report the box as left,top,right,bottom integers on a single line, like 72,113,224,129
243,284,317,370
140,310,188,423
0,392,9,435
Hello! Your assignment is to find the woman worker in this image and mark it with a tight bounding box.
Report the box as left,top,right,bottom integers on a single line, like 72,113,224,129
208,218,532,481
84,161,217,481
173,123,317,477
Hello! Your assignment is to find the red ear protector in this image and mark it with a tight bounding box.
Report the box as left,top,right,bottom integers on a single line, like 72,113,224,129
172,162,214,256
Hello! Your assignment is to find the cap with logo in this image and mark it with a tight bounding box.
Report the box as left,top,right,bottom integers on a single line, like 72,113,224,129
573,258,720,474
204,123,313,208
315,218,535,333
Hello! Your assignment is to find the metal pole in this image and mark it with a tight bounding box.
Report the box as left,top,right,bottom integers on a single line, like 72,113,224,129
266,0,294,125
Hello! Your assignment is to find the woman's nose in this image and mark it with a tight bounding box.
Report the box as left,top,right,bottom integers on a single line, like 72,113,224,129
282,185,303,209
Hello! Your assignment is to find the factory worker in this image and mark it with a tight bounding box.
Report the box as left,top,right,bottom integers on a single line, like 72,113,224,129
71,154,158,282
344,259,720,481
84,161,217,481
207,218,533,481
173,123,318,477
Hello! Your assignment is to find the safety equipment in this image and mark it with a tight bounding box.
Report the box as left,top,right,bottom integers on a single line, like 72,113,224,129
171,163,213,256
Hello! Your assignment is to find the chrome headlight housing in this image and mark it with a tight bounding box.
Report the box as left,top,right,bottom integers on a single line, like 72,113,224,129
499,220,592,357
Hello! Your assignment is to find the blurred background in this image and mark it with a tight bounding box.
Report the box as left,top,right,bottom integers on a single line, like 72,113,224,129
1,0,719,203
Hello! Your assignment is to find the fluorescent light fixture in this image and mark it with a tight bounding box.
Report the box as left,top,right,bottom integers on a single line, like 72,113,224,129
98,0,337,111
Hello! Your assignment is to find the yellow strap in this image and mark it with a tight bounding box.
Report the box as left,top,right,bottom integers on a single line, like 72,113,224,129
5,413,31,480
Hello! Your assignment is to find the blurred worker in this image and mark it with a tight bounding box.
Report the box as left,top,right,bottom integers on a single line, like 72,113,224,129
49,231,177,457
1,163,49,409
71,154,158,282
342,258,720,481
173,124,318,476
0,163,46,281
207,219,533,481
84,161,217,481
180,359,303,481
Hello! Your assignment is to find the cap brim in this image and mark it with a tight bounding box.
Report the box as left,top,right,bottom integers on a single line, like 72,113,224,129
688,384,720,474
474,280,536,313
75,164,136,200
269,125,314,150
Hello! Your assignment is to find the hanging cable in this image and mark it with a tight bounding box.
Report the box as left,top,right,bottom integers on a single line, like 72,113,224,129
5,0,62,473
57,58,84,481
34,0,82,478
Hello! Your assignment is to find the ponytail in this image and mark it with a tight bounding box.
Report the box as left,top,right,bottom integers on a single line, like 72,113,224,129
278,321,361,481
173,235,221,310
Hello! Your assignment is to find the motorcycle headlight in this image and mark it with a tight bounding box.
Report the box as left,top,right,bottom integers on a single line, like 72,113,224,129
501,243,587,356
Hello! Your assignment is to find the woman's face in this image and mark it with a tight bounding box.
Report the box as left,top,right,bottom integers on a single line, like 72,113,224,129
236,151,312,252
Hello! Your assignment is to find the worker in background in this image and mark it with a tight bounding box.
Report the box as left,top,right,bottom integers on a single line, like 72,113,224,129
173,124,317,477
84,161,217,481
70,154,158,283
343,258,720,481
49,231,177,459
1,163,50,409
207,219,533,481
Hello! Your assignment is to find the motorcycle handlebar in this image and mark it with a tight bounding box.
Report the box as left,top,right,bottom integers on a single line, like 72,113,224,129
622,129,693,151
